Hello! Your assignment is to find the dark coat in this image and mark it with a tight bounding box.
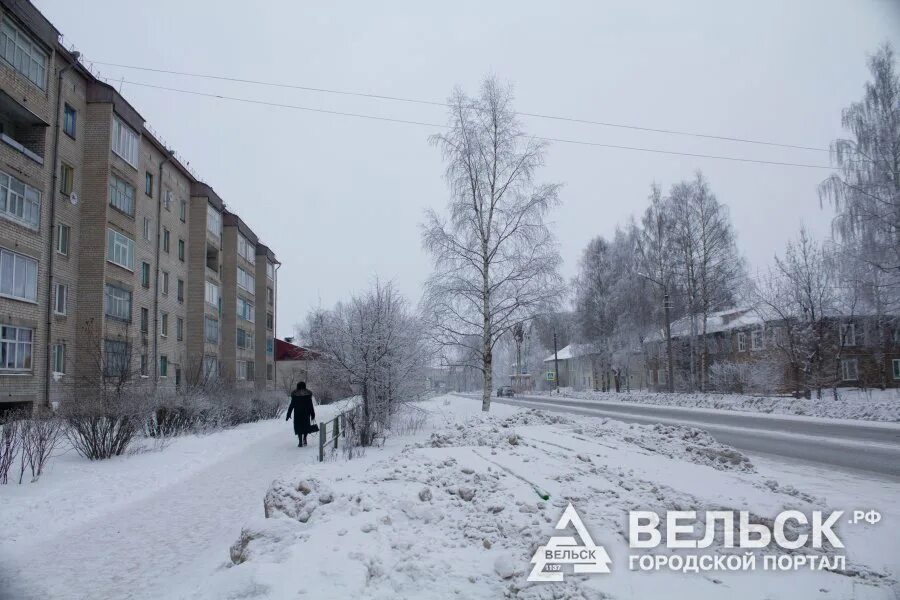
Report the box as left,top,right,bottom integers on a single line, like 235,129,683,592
286,389,316,435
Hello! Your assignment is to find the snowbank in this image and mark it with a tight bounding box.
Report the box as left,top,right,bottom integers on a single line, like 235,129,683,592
186,396,898,600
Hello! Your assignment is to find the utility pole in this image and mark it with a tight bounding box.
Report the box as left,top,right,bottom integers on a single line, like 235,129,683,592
637,272,676,393
553,331,559,393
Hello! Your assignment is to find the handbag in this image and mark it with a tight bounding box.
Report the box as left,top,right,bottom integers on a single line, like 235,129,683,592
309,417,320,433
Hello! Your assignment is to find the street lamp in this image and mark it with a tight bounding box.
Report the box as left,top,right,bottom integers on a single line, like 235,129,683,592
636,271,675,393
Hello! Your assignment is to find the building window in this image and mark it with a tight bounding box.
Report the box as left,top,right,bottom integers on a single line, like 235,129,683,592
237,327,254,350
160,355,168,378
237,297,255,323
164,190,172,211
1,18,47,89
178,239,185,262
103,339,130,378
143,216,151,242
841,323,857,347
177,278,184,302
175,367,181,387
176,317,184,341
205,280,219,307
203,355,218,379
63,104,76,138
179,200,186,222
205,316,219,343
0,247,38,302
53,283,67,315
51,343,65,374
111,115,139,167
160,312,169,338
266,286,273,306
266,312,274,331
841,358,859,382
0,170,41,230
238,235,254,262
267,363,273,381
206,207,221,239
162,271,169,295
893,359,900,380
106,228,135,270
237,360,254,380
737,332,747,352
750,328,764,351
140,353,148,376
163,229,170,253
145,172,153,196
266,261,274,280
141,262,150,288
140,307,149,334
1,325,33,371
60,163,74,195
104,284,132,321
237,266,254,293
266,337,273,355
56,223,70,256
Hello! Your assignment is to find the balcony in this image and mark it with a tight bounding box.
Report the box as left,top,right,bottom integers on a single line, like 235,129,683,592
0,89,47,164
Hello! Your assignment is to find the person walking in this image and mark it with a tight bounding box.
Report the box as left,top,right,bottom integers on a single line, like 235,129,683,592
286,382,316,447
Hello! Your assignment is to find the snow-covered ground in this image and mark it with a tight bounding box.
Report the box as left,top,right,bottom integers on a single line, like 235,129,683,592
541,387,900,422
1,394,897,599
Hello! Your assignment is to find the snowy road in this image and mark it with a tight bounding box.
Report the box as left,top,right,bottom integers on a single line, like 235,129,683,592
467,393,900,477
0,415,334,600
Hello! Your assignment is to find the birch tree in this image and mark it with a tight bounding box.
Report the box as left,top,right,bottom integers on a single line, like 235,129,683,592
422,77,564,411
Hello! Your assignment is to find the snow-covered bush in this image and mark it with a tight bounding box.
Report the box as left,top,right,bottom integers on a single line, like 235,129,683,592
709,359,783,394
0,411,22,483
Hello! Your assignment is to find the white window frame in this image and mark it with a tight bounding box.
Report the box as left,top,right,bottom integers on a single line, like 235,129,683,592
164,189,173,211
750,328,764,351
205,280,219,307
1,324,33,371
266,261,274,280
0,170,41,230
176,317,184,341
0,246,37,303
109,173,135,216
236,360,248,380
237,266,254,293
106,228,134,271
111,115,139,167
104,284,132,322
203,355,218,378
160,354,168,377
237,297,255,323
160,312,168,337
143,216,151,241
893,359,900,381
206,206,221,239
53,282,67,315
840,323,857,347
841,358,859,382
56,223,70,256
204,316,219,344
51,342,65,375
238,235,254,262
0,18,47,89
737,332,747,352
162,271,169,295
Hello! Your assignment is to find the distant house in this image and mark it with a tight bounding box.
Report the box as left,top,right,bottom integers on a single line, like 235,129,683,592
274,339,320,392
542,344,647,392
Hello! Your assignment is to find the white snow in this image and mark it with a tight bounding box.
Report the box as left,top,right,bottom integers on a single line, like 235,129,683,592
2,394,898,599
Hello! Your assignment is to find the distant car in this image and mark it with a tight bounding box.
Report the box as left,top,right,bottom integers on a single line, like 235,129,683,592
497,386,515,398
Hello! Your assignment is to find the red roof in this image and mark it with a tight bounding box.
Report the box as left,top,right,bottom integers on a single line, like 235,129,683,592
275,339,320,361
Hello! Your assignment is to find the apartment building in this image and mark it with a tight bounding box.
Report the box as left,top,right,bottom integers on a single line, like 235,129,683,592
0,0,278,412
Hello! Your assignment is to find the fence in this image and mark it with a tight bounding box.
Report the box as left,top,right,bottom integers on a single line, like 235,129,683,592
317,409,348,462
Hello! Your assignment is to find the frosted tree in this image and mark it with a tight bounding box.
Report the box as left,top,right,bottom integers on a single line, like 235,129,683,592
422,77,564,411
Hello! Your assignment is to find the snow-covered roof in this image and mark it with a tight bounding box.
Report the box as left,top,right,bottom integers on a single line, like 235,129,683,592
542,343,598,363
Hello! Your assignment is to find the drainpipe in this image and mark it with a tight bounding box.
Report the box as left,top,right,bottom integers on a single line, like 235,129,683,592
152,152,172,385
44,52,79,409
273,260,281,390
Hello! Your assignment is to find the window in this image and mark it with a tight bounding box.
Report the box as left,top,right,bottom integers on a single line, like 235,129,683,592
237,297,254,323
179,200,186,222
841,323,857,347
160,355,168,377
103,339,130,377
111,115,138,167
162,271,169,295
266,261,274,280
657,369,667,385
51,343,65,374
56,223,70,256
237,360,253,380
175,368,181,387
163,229,170,253
176,317,184,341
53,283,66,315
63,104,76,138
143,216,151,241
267,363,273,381
266,286,273,306
203,355,218,378
160,312,169,337
751,328,764,351
238,235,254,262
247,361,254,381
60,163,74,195
145,172,153,196
841,358,859,382
140,353,148,376
178,239,185,262
0,170,41,230
177,278,184,302
266,312,274,331
140,307,149,334
106,229,135,270
205,316,219,343
1,325,33,371
205,280,219,307
237,327,254,350
1,18,47,89
206,207,221,239
893,359,900,381
164,190,172,211
104,284,132,321
141,262,150,288
737,332,747,352
0,247,37,302
237,266,254,293
266,337,274,355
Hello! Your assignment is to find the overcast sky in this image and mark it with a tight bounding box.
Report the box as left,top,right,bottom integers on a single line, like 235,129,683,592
37,0,900,338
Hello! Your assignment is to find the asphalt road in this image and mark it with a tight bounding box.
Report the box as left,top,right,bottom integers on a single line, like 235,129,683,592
464,392,900,478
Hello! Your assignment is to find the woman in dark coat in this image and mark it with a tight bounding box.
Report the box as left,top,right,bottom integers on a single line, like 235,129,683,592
286,382,316,447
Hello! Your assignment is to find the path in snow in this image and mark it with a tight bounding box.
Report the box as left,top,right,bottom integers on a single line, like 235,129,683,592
1,420,323,600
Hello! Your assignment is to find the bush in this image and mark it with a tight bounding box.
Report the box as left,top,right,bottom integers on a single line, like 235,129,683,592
709,360,783,394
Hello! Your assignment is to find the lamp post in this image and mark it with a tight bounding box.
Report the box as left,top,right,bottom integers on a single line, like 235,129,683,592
637,272,675,393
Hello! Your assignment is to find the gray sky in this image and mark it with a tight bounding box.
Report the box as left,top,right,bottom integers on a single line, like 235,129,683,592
37,0,900,338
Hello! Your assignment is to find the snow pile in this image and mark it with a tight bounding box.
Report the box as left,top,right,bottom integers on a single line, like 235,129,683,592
187,397,897,600
554,388,900,422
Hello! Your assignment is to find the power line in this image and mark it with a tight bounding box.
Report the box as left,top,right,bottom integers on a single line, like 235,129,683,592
100,76,836,170
91,60,831,154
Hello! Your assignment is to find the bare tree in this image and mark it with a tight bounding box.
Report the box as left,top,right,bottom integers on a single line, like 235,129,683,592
422,77,564,411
